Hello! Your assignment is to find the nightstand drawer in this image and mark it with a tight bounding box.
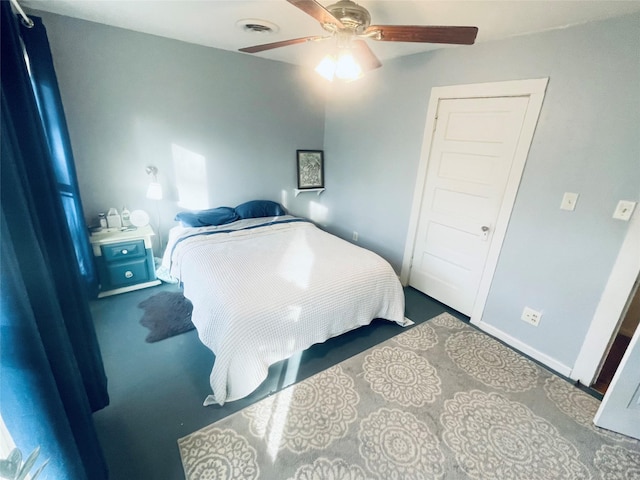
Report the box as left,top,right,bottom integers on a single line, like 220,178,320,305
101,240,146,262
106,257,151,287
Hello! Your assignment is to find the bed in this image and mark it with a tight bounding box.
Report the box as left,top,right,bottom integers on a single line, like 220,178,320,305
161,202,408,406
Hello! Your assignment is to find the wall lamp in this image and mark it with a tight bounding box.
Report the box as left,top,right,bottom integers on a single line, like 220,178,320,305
145,165,163,200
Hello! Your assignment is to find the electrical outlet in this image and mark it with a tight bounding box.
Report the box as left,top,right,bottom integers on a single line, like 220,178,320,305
352,231,358,242
521,307,542,326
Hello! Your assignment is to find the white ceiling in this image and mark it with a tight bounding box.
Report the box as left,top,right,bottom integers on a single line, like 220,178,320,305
21,1,640,68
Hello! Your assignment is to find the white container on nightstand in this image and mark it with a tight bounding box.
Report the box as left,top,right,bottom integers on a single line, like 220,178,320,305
106,208,122,228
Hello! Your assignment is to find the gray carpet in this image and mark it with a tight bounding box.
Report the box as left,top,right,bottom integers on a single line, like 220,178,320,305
178,313,640,479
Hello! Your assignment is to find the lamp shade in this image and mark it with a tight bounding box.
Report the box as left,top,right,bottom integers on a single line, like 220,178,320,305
146,182,163,200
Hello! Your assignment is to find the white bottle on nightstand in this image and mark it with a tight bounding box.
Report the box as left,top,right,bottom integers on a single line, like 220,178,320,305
121,206,131,227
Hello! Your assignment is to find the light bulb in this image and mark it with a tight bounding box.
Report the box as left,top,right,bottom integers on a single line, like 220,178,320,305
315,54,337,81
335,51,362,81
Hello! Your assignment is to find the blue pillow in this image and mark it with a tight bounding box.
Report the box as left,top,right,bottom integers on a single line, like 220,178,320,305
235,200,286,219
175,206,239,227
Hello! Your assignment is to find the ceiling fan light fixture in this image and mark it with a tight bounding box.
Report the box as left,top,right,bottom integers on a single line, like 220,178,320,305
315,54,337,81
314,49,362,82
335,50,362,81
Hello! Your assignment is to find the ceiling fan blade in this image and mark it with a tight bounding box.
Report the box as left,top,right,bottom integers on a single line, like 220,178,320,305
287,0,345,29
351,40,382,71
365,25,478,45
239,36,326,53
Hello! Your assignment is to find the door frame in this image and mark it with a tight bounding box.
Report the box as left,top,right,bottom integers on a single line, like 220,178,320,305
400,78,549,324
571,209,640,385
593,312,640,439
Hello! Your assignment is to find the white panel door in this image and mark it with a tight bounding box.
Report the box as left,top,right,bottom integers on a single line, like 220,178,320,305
594,326,640,440
409,96,529,315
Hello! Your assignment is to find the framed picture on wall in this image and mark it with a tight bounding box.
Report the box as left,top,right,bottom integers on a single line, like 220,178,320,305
296,150,324,189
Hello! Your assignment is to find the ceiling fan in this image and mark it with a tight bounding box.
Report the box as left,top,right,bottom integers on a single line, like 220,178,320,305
239,0,478,80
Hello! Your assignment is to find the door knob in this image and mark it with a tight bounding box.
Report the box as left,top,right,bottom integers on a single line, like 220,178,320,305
481,225,490,241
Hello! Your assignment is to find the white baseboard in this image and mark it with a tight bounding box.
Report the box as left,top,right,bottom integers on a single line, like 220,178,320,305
474,320,573,377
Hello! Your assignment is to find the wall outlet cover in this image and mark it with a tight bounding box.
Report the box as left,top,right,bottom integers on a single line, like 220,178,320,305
521,307,542,326
613,200,636,221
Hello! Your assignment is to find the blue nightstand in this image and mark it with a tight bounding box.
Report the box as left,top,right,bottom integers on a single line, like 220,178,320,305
90,224,161,297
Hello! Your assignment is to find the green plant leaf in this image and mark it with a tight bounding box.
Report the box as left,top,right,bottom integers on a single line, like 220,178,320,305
0,459,19,479
7,450,21,467
28,459,49,480
16,447,39,480
0,448,20,479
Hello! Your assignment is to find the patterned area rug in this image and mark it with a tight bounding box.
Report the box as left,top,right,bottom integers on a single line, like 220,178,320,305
178,313,640,479
138,291,194,343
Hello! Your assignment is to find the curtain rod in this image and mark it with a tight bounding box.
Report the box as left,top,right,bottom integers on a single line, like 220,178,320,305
9,0,34,28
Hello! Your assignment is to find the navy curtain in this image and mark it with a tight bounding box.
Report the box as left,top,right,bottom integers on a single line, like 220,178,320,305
1,4,109,479
19,11,99,297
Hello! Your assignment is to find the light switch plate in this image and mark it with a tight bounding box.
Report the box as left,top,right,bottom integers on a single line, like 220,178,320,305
560,192,579,211
613,200,636,221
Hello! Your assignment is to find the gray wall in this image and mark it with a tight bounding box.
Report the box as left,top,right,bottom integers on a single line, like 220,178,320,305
321,13,640,370
38,12,326,249
41,10,639,371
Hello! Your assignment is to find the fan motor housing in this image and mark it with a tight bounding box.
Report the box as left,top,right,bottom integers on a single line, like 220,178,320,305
325,0,371,34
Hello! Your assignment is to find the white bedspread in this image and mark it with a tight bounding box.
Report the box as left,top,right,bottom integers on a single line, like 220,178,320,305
162,216,408,405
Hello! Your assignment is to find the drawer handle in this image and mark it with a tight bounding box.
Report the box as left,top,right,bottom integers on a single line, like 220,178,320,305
121,249,129,255
124,271,134,279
